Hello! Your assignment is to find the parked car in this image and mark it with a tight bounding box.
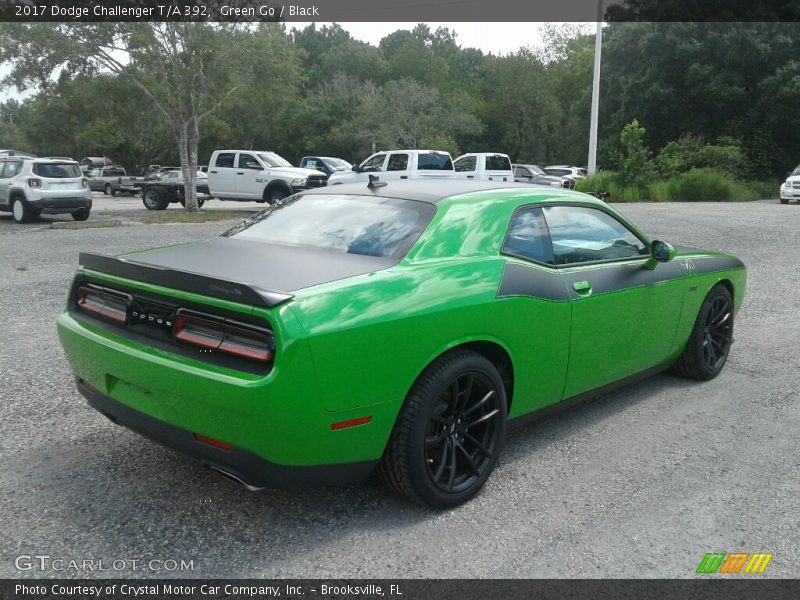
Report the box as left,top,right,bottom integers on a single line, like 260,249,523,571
79,156,113,177
328,150,455,185
453,153,514,181
88,165,145,196
0,149,37,159
780,164,800,204
299,156,352,178
58,179,746,507
544,165,587,181
0,155,91,223
141,169,210,210
207,150,327,204
513,163,575,189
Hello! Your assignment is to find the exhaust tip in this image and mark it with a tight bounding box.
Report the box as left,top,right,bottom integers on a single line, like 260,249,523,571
208,465,265,492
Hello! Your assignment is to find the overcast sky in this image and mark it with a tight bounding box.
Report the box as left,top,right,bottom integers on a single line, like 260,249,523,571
0,22,590,103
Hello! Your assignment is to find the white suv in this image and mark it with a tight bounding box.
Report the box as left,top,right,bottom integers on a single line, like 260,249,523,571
780,164,800,204
0,155,92,223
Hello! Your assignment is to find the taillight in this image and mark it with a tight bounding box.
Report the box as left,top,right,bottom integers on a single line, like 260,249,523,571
76,286,130,323
174,310,273,363
81,178,89,188
28,178,41,188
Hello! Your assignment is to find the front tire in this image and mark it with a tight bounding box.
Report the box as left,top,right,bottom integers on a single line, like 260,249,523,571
11,197,31,223
780,198,789,204
142,188,168,210
672,284,734,381
378,350,507,508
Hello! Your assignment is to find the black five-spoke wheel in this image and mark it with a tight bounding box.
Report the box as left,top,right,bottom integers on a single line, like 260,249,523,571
673,284,734,381
378,349,507,508
426,372,502,495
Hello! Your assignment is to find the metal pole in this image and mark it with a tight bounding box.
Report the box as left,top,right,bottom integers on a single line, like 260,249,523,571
588,0,603,175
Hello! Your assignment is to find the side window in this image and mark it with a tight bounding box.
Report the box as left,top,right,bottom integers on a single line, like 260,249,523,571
304,159,318,169
215,153,236,168
547,168,570,177
502,207,555,265
514,166,531,177
2,161,22,178
238,153,261,169
360,153,386,172
454,156,477,172
387,153,409,171
542,205,648,265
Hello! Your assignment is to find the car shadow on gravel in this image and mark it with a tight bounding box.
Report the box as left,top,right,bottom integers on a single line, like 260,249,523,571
1,370,702,577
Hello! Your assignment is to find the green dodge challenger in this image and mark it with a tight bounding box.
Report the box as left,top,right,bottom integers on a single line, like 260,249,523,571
57,180,746,507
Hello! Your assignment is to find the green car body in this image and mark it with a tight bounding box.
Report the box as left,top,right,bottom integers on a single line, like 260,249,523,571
57,182,746,502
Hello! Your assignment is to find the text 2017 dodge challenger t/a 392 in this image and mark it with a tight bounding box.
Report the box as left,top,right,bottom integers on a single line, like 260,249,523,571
57,180,746,508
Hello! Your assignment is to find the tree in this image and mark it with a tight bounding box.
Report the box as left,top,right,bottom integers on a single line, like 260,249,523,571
0,22,248,211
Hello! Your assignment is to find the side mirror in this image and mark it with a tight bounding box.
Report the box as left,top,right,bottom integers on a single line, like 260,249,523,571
645,240,676,270
352,164,361,173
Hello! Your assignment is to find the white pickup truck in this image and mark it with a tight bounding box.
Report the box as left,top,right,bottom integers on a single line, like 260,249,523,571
453,153,514,182
207,150,327,204
327,150,455,185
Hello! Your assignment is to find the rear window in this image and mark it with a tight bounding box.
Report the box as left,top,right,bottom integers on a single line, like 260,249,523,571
224,194,435,259
486,155,512,171
417,153,453,171
104,168,125,177
33,163,81,178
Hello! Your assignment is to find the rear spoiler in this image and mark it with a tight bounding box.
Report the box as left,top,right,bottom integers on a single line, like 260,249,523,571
78,252,294,309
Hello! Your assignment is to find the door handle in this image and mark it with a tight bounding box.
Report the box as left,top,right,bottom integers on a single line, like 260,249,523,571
467,175,475,179
236,172,244,175
572,280,592,295
400,175,408,179
210,170,218,174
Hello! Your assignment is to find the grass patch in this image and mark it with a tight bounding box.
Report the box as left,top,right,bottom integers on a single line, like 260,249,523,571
51,220,123,230
140,210,252,224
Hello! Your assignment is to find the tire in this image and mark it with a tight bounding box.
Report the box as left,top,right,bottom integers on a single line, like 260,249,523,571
780,198,788,204
265,187,289,205
672,284,734,381
377,349,507,508
11,196,31,223
142,187,168,210
71,208,90,221
104,184,116,197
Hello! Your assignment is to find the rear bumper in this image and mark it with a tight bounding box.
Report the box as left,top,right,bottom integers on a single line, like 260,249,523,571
30,196,92,214
78,378,376,489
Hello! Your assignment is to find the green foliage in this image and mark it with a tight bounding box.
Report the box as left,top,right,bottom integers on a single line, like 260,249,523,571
618,119,655,188
575,172,615,194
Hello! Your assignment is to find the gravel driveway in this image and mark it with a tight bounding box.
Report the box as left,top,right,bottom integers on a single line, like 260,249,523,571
0,198,797,579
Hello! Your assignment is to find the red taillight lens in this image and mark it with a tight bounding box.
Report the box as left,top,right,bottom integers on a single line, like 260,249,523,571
28,178,41,188
174,311,273,363
194,433,234,451
76,286,129,323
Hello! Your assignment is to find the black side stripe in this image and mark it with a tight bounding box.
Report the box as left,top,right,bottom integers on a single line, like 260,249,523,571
497,262,570,301
560,260,686,299
497,255,744,302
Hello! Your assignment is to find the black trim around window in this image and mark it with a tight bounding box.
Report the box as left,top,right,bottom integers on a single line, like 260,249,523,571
500,201,652,271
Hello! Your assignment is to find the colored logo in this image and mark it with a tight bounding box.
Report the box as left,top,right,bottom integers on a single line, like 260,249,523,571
696,552,773,574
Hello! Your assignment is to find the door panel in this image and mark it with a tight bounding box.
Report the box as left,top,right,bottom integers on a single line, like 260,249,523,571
209,152,239,198
560,260,686,397
235,153,264,199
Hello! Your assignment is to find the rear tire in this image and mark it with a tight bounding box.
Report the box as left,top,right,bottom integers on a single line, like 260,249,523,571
378,349,507,508
11,197,31,223
104,184,116,197
672,284,734,381
142,187,168,210
179,198,205,208
71,208,90,221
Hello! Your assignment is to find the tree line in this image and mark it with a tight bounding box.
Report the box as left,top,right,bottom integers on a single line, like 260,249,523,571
1,22,798,183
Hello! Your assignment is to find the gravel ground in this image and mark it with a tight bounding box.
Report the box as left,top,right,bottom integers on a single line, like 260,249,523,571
0,196,798,579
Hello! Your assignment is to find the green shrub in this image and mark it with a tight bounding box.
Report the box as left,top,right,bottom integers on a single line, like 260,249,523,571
672,168,741,201
575,171,616,194
743,179,779,200
648,179,677,202
607,182,645,202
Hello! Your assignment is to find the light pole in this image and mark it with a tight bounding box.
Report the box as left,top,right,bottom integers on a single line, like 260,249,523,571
587,0,603,175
